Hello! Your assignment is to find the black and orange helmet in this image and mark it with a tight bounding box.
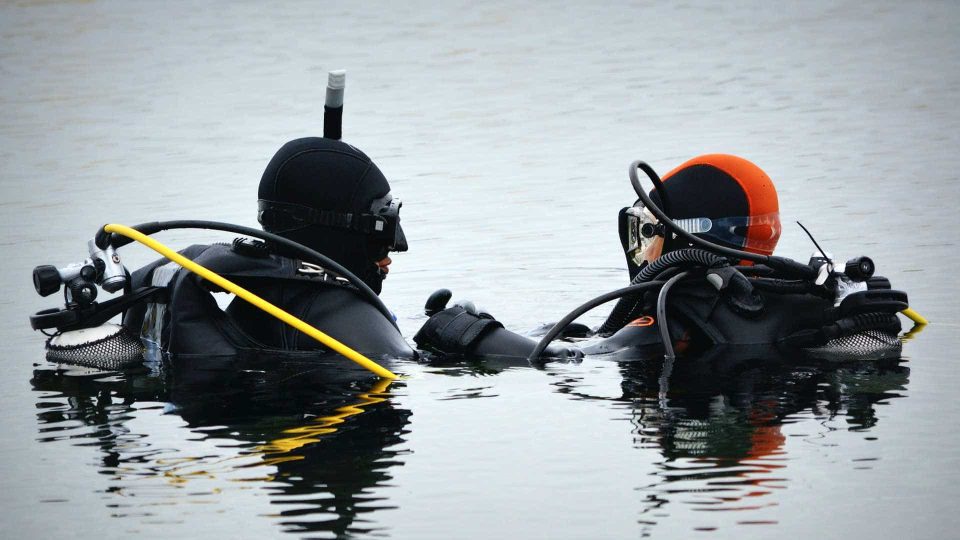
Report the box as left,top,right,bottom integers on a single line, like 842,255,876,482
651,154,781,256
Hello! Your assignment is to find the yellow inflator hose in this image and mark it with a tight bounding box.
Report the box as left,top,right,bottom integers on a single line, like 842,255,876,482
901,307,927,326
103,223,398,380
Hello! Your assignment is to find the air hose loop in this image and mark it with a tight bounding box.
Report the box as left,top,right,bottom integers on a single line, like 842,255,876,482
635,248,729,284
597,249,728,336
528,281,667,363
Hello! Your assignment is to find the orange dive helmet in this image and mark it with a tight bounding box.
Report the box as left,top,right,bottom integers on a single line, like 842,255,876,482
621,154,782,272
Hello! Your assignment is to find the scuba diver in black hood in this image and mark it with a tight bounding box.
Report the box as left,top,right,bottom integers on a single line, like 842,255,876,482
415,154,921,364
227,135,411,352
29,72,414,379
113,136,416,374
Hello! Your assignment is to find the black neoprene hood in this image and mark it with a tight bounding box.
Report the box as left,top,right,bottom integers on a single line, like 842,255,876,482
259,137,391,213
258,137,398,293
649,164,749,221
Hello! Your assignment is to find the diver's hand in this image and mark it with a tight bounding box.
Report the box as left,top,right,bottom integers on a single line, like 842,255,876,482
424,288,453,316
414,302,503,356
423,288,494,319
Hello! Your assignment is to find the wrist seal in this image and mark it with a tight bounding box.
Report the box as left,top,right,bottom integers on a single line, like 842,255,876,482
414,306,503,355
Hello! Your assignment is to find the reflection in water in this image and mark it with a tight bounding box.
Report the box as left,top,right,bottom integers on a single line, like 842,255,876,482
615,353,910,532
30,347,912,537
543,346,910,533
31,362,410,538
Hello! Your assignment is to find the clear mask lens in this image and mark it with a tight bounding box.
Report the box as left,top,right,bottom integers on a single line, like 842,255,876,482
626,203,780,255
697,212,781,253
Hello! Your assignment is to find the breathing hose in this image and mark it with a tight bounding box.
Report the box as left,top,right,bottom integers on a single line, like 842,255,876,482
636,161,674,253
657,271,691,360
95,219,397,329
102,224,398,380
528,280,666,363
598,249,726,336
901,308,927,325
637,248,728,283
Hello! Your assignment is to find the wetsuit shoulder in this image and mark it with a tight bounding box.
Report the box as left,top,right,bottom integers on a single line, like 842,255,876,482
226,282,414,359
125,243,413,360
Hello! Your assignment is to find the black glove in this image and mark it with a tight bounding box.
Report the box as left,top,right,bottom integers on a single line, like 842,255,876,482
415,289,503,355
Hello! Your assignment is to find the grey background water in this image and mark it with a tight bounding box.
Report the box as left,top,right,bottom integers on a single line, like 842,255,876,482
2,1,959,538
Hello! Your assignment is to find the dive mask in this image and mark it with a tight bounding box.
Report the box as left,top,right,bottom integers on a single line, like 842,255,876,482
367,193,407,252
623,202,781,265
258,192,407,253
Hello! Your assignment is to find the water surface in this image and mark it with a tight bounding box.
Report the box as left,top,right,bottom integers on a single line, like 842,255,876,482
2,1,958,538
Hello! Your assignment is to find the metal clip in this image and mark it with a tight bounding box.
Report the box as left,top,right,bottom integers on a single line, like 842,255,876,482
298,262,327,276
297,262,350,285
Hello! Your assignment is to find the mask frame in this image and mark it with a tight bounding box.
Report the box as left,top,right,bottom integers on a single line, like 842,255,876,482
623,202,781,260
257,192,407,253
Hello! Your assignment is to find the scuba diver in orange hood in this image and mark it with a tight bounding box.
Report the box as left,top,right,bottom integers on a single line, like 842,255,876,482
415,154,917,364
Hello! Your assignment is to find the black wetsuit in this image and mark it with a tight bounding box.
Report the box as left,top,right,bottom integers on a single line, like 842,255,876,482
122,243,414,375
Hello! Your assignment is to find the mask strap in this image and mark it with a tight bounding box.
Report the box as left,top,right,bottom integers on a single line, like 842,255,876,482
257,200,386,234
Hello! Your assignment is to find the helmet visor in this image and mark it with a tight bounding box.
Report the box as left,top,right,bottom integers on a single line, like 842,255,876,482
626,202,781,256
671,212,781,254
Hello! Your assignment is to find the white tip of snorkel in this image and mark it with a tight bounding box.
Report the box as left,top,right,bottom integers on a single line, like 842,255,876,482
327,69,346,89
325,70,346,108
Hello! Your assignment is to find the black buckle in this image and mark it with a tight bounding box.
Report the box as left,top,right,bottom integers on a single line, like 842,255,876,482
836,290,909,318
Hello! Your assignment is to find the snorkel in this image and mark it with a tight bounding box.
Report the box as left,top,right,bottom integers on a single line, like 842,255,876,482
529,159,925,363
324,69,345,140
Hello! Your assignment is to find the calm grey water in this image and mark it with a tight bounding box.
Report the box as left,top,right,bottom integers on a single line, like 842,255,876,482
2,1,959,538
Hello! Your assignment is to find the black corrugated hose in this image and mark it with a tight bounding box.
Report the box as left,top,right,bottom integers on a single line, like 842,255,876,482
597,248,728,336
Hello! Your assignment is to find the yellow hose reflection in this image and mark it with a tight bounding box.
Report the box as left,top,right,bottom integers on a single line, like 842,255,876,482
255,378,393,466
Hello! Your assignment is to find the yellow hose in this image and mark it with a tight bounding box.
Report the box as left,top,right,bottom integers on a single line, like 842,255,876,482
901,308,928,326
103,223,398,380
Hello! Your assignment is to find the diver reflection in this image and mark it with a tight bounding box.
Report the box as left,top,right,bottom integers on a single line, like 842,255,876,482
30,362,410,538
611,351,911,528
